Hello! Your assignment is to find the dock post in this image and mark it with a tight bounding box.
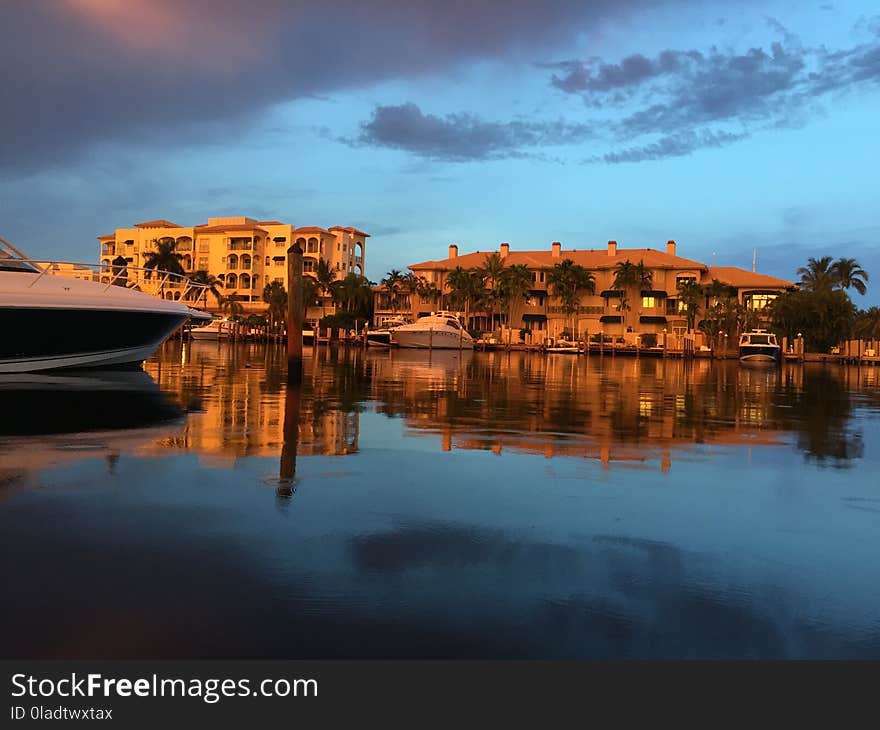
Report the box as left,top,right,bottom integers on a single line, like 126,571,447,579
286,243,304,383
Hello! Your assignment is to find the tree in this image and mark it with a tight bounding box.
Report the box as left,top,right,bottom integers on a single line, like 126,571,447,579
832,258,869,296
189,269,223,307
380,269,404,315
676,279,702,333
262,280,288,330
314,259,336,318
547,259,595,339
500,264,533,333
797,256,836,294
768,288,856,353
417,277,442,311
220,294,244,319
445,266,484,330
400,272,421,320
855,307,880,342
611,259,653,331
142,239,184,280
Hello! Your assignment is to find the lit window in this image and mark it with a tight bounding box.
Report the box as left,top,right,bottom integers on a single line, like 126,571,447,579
641,296,656,308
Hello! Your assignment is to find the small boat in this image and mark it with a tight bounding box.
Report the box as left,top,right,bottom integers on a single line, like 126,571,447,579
739,329,780,363
367,316,409,347
392,311,474,350
545,338,581,354
303,327,315,346
0,237,206,373
189,318,231,340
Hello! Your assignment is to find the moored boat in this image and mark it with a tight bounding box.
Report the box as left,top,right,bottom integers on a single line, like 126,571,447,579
367,316,410,347
392,311,474,350
739,329,780,364
0,238,208,373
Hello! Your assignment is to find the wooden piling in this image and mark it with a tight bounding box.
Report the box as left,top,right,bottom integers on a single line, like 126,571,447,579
286,243,304,383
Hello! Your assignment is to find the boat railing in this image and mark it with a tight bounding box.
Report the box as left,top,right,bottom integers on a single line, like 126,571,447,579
10,257,211,303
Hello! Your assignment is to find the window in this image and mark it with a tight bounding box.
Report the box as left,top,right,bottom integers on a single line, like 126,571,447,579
307,238,319,254
746,293,777,310
342,262,347,270
540,272,545,283
273,236,287,244
198,257,208,269
274,277,283,284
641,296,656,309
303,260,315,273
343,243,347,252
676,275,697,287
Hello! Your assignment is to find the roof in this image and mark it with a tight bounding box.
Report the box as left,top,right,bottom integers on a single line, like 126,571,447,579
705,267,795,289
134,219,181,228
410,247,707,272
294,226,333,235
257,220,284,226
329,225,371,237
194,224,269,234
97,233,116,240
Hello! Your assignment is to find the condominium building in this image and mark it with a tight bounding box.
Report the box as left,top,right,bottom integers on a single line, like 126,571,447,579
98,216,368,313
375,239,794,337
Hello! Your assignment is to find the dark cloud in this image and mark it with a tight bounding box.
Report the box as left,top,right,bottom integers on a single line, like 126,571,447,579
355,103,592,161
587,129,747,164
0,0,663,174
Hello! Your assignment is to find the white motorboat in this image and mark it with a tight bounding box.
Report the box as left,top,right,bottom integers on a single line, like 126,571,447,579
739,329,781,363
392,311,474,350
189,318,231,340
367,316,410,347
545,338,581,354
0,237,209,373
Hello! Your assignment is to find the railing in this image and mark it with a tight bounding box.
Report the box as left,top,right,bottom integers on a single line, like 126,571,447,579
1,239,210,304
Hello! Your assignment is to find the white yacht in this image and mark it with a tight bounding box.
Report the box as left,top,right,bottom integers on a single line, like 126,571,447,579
367,316,410,347
392,311,474,350
0,237,209,373
189,318,231,340
739,329,781,363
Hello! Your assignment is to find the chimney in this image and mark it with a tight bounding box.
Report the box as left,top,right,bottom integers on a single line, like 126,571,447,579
666,240,676,257
448,243,458,259
607,240,617,257
551,241,561,258
500,242,510,259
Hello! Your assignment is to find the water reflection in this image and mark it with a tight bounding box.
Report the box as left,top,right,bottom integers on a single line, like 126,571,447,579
2,343,880,659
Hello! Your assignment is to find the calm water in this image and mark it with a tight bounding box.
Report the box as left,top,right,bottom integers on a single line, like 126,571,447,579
2,343,880,659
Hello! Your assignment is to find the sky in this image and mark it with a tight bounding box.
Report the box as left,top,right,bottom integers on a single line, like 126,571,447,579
1,0,878,304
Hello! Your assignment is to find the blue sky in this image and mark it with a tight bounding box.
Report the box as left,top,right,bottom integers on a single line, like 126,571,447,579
1,0,878,304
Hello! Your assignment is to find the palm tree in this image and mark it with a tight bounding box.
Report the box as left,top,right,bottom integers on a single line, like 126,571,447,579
500,264,533,334
855,307,880,342
381,269,404,315
142,239,184,280
189,269,223,308
417,277,442,311
445,266,484,330
832,258,869,296
677,279,703,333
400,272,421,320
547,259,595,339
262,280,288,331
797,256,836,293
611,259,653,331
480,252,506,289
220,294,244,319
314,259,336,317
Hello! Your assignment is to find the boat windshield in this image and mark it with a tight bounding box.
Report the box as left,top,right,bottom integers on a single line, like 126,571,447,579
445,317,461,329
0,238,40,273
747,334,771,344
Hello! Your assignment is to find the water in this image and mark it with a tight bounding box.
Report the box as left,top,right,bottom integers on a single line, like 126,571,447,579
2,342,879,658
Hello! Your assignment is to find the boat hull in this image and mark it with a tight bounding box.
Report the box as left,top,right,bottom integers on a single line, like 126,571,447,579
366,331,393,347
0,306,187,373
394,329,474,349
739,345,780,363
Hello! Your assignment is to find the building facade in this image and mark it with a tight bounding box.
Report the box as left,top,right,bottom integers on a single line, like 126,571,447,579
98,216,368,314
375,239,794,338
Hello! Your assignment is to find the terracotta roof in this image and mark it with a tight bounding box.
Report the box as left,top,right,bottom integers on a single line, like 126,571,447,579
329,225,371,237
134,219,181,228
294,226,332,235
705,267,795,289
410,247,707,272
194,224,269,234
257,220,284,225
97,233,116,240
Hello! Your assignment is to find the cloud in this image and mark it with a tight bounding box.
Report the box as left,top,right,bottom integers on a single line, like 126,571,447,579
354,103,592,161
551,18,880,161
0,0,664,174
587,130,747,164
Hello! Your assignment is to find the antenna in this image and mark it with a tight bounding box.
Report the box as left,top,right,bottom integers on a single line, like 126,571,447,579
752,247,757,273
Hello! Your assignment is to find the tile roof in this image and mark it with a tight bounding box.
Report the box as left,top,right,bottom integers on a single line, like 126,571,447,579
705,267,795,289
257,220,284,225
134,219,182,228
410,247,708,272
329,225,371,237
294,226,333,235
97,233,116,240
194,224,269,234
